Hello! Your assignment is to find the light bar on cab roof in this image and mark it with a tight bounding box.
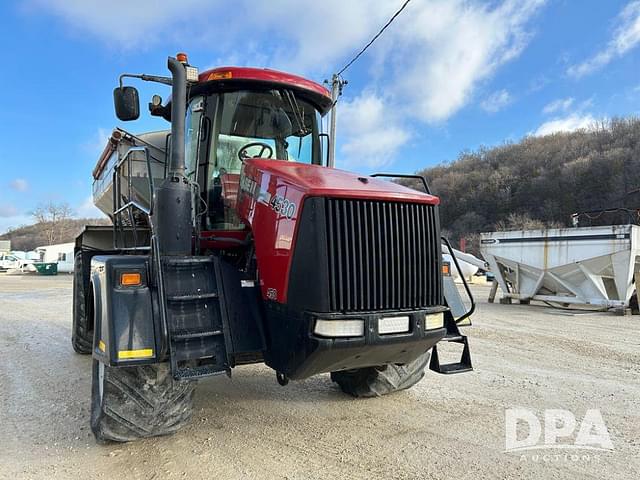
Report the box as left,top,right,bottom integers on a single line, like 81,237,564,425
185,66,199,83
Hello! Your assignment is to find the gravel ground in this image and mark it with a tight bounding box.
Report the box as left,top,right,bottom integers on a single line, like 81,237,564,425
0,273,638,480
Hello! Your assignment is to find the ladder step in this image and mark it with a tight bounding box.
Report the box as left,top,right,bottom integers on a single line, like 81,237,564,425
172,330,223,340
167,292,218,301
429,336,473,375
441,335,465,342
435,363,473,374
163,256,215,266
174,365,227,380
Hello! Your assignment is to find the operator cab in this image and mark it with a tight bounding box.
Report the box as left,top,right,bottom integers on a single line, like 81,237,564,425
184,68,332,234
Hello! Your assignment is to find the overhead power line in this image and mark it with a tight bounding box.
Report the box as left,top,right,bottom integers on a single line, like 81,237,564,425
336,0,411,76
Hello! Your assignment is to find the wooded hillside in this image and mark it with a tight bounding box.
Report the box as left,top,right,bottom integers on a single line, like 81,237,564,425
404,117,640,253
0,218,110,251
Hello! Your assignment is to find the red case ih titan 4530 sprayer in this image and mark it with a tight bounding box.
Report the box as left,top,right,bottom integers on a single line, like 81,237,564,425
72,54,475,442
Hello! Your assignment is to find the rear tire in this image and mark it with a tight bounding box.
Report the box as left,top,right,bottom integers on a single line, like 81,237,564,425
331,351,431,398
72,251,92,354
630,290,639,315
90,360,196,443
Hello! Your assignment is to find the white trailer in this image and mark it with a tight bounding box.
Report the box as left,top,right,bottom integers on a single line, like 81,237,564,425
480,225,640,312
442,246,488,282
35,242,75,273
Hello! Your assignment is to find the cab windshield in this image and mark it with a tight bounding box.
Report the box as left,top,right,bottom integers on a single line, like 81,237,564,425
213,90,320,170
201,89,323,230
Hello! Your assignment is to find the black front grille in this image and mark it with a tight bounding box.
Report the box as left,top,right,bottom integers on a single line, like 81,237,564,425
325,198,442,312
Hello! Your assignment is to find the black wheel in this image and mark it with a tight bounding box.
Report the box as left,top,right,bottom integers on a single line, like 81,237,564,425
72,251,92,354
331,352,431,398
630,290,639,315
91,360,196,443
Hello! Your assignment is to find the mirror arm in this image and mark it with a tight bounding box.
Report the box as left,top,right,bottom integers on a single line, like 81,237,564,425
119,73,173,88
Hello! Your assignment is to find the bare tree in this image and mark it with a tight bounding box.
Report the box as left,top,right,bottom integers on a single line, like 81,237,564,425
31,202,75,245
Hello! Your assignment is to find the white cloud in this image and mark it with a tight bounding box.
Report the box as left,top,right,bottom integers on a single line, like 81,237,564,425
533,113,597,136
481,90,512,113
83,128,111,155
568,1,640,78
76,196,107,219
383,0,545,123
542,97,574,115
337,92,410,169
33,0,546,167
29,0,211,48
10,178,29,192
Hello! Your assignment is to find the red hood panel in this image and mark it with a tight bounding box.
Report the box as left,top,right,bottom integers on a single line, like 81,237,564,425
245,159,440,205
237,160,439,305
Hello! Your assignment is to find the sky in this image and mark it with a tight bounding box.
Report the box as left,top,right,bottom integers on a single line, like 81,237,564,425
0,0,639,234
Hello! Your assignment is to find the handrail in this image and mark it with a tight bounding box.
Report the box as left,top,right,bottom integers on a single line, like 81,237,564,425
114,200,150,217
441,236,476,324
112,146,157,250
370,173,432,195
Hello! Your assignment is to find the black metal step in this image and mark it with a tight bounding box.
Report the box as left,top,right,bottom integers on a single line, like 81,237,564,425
163,256,215,266
172,330,223,340
441,335,464,342
160,254,232,381
429,335,473,375
174,365,228,380
167,292,219,302
434,362,473,374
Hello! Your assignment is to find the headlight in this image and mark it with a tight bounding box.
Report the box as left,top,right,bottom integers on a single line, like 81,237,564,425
425,312,444,330
314,319,364,338
378,316,410,334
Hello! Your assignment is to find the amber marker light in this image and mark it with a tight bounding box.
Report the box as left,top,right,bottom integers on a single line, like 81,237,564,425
120,272,142,286
207,71,233,80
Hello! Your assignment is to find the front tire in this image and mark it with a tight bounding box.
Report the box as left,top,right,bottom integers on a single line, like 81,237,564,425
90,360,196,443
331,351,431,398
72,251,92,354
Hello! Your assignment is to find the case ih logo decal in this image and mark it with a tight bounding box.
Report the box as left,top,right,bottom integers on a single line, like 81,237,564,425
240,175,272,205
240,175,296,219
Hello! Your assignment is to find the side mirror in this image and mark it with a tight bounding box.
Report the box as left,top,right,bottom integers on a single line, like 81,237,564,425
113,86,140,121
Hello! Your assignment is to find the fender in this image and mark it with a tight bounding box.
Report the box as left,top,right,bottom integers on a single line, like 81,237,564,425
91,255,161,366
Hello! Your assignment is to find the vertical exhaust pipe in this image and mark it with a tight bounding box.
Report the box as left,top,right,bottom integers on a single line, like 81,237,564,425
167,57,186,176
153,56,192,256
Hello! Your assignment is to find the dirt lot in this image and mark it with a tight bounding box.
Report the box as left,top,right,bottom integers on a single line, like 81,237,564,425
0,273,639,480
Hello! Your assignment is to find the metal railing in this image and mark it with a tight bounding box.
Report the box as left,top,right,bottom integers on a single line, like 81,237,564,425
112,146,156,250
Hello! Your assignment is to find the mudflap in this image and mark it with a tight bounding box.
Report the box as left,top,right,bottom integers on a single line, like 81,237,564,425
429,237,475,374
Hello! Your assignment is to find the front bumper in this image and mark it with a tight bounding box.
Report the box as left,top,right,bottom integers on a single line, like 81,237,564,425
265,305,448,380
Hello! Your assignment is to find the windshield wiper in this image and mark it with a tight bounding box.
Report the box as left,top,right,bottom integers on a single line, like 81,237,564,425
283,90,309,136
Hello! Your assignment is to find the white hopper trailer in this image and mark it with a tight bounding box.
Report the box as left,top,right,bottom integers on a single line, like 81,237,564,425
480,225,640,312
92,128,169,219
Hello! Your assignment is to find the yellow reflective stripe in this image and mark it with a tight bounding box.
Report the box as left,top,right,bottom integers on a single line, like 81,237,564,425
98,340,106,352
117,349,154,359
458,317,472,327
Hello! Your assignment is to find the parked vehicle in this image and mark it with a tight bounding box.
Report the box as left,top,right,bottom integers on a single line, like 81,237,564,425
0,253,34,272
73,54,475,443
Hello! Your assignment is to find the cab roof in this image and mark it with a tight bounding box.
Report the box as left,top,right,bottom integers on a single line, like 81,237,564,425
198,66,333,115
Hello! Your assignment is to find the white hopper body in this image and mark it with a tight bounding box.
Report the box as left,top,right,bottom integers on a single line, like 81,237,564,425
480,225,640,309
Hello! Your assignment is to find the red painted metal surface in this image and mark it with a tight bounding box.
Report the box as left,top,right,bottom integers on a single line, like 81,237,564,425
235,159,440,303
198,66,331,106
244,160,439,205
199,229,250,250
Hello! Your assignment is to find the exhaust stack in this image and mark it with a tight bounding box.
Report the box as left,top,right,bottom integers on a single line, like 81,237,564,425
153,55,192,256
